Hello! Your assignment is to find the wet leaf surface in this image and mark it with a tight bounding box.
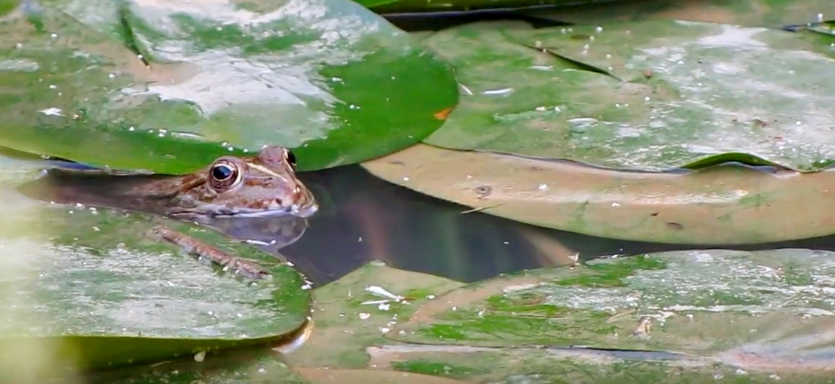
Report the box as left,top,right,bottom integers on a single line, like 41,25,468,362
284,262,463,368
0,0,458,173
380,248,835,382
371,346,835,383
295,367,471,384
362,144,835,244
421,19,835,172
156,249,835,384
0,156,311,375
83,350,472,384
535,0,833,28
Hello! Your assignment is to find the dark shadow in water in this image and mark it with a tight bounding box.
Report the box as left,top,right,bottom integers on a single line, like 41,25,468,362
277,165,835,286
382,6,571,31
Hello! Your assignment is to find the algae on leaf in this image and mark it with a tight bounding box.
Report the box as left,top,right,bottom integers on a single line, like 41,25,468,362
0,0,458,174
284,262,464,369
380,347,835,384
383,249,835,382
423,19,835,172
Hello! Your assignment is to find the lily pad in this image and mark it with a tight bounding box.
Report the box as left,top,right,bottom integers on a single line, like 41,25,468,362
85,348,309,384
0,0,458,174
362,144,835,244
284,261,464,368
378,346,835,383
794,21,835,36
0,155,311,376
421,19,835,172
88,351,470,384
381,248,835,382
296,367,471,384
533,0,834,29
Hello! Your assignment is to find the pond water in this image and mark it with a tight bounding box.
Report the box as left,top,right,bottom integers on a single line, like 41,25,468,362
16,150,835,288
282,165,835,286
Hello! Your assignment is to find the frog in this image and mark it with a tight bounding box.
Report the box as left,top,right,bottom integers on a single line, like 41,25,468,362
16,145,318,278
21,145,318,222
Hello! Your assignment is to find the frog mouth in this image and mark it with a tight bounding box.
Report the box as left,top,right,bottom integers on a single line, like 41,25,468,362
171,202,319,220
223,203,319,219
213,201,319,219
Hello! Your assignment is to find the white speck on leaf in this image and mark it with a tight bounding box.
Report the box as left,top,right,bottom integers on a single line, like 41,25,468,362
39,108,63,116
365,285,403,302
193,351,206,362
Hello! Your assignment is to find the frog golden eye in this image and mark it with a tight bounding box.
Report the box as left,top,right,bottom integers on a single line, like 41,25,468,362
285,149,297,169
209,162,240,190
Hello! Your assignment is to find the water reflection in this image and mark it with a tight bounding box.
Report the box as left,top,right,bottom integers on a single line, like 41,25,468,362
19,159,835,288
208,215,309,254
273,165,835,286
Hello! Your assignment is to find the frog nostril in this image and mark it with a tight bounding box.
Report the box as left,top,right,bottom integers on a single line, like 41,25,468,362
274,198,283,207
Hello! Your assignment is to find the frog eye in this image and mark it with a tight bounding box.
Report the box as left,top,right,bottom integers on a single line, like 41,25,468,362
285,149,297,169
209,162,240,190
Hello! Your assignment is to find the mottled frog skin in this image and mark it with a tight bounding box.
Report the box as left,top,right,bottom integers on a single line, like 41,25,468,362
26,146,318,221
139,146,318,219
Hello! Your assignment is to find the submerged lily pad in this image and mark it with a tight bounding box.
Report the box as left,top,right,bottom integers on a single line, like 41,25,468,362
383,248,835,381
0,0,458,174
0,155,311,375
422,19,835,172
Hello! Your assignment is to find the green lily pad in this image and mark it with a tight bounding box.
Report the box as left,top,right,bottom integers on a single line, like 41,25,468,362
296,367,472,384
383,347,835,383
422,19,835,172
284,261,464,368
90,352,471,384
381,248,835,382
533,0,833,29
86,349,475,384
0,0,458,174
0,155,311,376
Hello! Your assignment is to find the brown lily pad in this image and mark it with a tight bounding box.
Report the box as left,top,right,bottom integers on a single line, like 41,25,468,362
361,144,835,244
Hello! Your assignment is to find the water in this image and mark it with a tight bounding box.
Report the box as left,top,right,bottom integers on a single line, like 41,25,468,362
282,164,570,285
278,164,835,286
